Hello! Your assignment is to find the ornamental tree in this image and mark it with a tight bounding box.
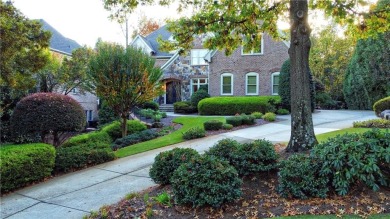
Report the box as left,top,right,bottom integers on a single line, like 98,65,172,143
89,43,163,137
103,0,389,152
10,93,86,146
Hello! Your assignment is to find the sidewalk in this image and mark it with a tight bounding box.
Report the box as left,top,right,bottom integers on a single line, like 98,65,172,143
0,110,376,219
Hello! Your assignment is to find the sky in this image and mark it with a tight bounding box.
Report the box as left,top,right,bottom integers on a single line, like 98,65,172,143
12,0,187,47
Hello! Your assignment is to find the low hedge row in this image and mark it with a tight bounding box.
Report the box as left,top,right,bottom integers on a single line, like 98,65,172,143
353,119,390,128
101,120,147,140
1,143,56,193
111,129,160,150
173,101,197,114
61,131,112,147
198,96,280,115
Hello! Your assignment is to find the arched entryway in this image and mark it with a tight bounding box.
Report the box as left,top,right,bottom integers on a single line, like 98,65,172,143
162,79,182,104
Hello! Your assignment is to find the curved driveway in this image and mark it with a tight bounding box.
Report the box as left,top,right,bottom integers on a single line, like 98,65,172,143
0,110,377,219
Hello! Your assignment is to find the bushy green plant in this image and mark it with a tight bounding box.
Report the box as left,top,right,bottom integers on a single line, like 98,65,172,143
251,112,263,119
98,101,117,125
152,114,162,122
182,127,206,140
373,96,390,116
10,92,86,146
142,101,159,111
276,108,290,115
233,139,279,175
278,154,329,199
353,119,390,128
111,129,160,150
101,120,147,140
205,138,240,162
312,130,390,196
262,112,276,122
226,116,243,127
316,92,337,109
171,155,242,207
203,120,223,130
154,191,172,207
149,148,200,185
0,143,56,193
190,89,210,110
139,109,154,119
173,101,197,114
61,131,112,147
222,123,233,130
198,96,280,115
240,114,256,125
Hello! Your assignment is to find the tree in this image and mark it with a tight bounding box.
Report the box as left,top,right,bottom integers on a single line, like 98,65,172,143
35,49,62,93
310,24,355,101
103,0,389,152
10,93,86,146
131,14,161,38
89,43,163,137
0,1,51,142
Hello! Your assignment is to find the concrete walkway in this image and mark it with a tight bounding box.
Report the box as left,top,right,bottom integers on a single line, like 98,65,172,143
0,110,376,219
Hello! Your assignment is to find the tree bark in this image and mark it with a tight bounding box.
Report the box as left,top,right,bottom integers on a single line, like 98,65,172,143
286,0,318,152
121,115,128,138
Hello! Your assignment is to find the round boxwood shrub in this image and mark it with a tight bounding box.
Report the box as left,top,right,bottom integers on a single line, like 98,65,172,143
251,112,263,119
141,101,159,111
173,101,197,114
101,120,147,140
373,96,390,116
278,154,329,199
262,112,276,122
182,127,206,140
205,138,240,163
171,155,242,207
1,143,56,193
203,120,223,130
149,148,200,185
241,114,256,125
226,116,243,127
222,123,233,130
10,93,86,146
276,108,290,115
191,89,210,110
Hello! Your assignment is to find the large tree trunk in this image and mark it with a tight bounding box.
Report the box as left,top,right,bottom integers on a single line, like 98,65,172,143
121,115,128,138
286,0,318,152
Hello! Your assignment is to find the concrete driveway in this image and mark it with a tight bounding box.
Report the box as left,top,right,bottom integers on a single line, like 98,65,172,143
0,110,376,219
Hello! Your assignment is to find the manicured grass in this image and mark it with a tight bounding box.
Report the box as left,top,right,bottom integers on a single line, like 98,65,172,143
276,214,390,219
316,128,386,142
115,116,225,158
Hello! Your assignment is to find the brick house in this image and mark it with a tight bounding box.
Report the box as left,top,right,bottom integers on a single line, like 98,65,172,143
131,25,289,105
39,19,98,123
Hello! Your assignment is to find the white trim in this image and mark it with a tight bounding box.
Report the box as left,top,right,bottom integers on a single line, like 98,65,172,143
190,78,208,95
271,72,280,95
241,34,264,56
245,72,259,95
161,52,179,71
191,49,209,65
130,35,154,54
221,73,233,95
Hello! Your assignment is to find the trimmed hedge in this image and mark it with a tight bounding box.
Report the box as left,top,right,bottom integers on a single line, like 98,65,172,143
263,112,276,122
191,90,210,109
226,116,243,127
173,101,197,114
353,119,390,128
240,114,256,125
182,127,206,140
198,96,280,115
1,143,56,193
171,155,242,207
111,129,160,150
149,148,200,185
61,131,112,147
251,112,263,119
101,120,147,140
222,123,233,130
203,120,223,130
373,96,390,116
141,101,159,111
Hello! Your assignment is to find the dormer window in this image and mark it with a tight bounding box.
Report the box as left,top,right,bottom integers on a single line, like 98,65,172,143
191,49,208,65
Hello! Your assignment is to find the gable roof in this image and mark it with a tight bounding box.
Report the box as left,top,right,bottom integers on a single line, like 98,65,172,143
143,25,173,57
39,19,81,55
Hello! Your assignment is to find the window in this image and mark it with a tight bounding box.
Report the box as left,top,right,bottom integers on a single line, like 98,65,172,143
85,110,93,122
191,49,208,65
241,34,264,55
71,88,78,94
221,73,233,95
272,72,280,95
191,78,208,94
246,72,259,95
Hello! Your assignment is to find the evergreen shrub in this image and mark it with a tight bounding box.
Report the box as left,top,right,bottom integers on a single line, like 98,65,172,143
263,112,276,122
173,101,197,114
182,127,206,140
226,116,243,127
222,123,233,130
111,129,160,150
101,120,147,140
373,96,390,116
251,112,264,119
190,90,210,110
203,120,223,130
353,119,390,128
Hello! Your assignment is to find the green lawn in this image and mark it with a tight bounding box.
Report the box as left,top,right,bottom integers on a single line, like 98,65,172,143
115,116,225,158
276,214,390,219
316,128,387,142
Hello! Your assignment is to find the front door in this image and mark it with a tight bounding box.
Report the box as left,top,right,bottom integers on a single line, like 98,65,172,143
166,81,180,104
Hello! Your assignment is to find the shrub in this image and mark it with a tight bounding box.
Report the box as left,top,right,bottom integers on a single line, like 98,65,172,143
149,148,200,185
198,96,280,115
312,131,390,196
276,108,290,115
173,101,197,114
171,155,242,207
373,96,390,116
0,143,56,193
222,123,233,130
233,139,279,176
316,92,337,109
263,112,276,122
141,101,159,111
278,154,329,199
61,131,112,147
152,114,162,122
226,116,243,127
101,120,147,140
111,129,160,150
203,120,223,131
241,114,256,125
98,101,117,126
182,127,206,140
139,109,154,119
251,112,263,119
190,89,210,110
205,138,240,163
353,119,390,128
10,93,85,146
